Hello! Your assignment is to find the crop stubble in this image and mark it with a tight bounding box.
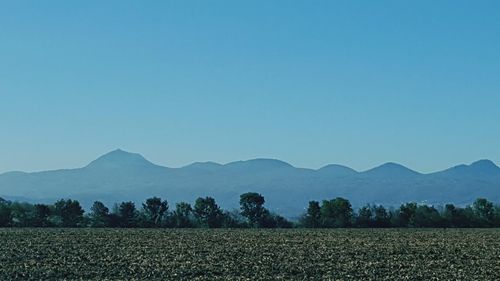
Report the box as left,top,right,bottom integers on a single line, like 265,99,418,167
0,228,498,280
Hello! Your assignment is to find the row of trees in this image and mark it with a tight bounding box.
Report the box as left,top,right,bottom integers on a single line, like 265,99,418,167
1,195,499,228
0,193,291,228
300,198,500,228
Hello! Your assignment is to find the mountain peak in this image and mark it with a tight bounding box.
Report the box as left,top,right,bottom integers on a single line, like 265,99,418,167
470,159,499,169
183,161,223,170
363,162,420,177
465,159,500,175
318,164,357,176
436,159,500,177
85,149,155,169
225,158,294,170
380,162,409,169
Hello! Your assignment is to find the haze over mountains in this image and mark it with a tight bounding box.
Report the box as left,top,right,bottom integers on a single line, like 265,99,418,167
1,149,499,217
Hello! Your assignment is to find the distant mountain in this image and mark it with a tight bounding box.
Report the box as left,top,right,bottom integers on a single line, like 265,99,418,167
86,149,159,170
361,162,421,178
318,164,357,177
0,150,499,217
436,160,500,178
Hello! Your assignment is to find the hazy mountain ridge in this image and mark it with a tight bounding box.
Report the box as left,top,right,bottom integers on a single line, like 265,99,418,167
1,150,499,217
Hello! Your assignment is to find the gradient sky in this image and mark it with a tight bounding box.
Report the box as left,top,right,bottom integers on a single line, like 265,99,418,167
1,1,500,173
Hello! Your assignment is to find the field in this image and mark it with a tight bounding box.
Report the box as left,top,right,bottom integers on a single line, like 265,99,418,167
0,229,498,280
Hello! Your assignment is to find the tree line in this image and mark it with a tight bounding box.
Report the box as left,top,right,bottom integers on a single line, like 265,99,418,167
0,194,499,228
0,193,291,228
300,197,500,228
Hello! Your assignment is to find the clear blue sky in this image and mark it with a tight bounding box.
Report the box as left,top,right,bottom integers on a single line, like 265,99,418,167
1,1,499,173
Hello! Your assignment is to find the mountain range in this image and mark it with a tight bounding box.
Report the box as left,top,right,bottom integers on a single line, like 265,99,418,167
1,149,499,217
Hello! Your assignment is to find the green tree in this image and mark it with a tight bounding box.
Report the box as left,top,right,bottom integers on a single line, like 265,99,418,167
0,199,12,227
443,204,458,227
118,201,138,227
413,205,442,227
257,209,277,228
320,197,353,228
473,198,495,227
356,205,373,228
273,214,293,228
173,202,193,228
372,205,391,228
105,203,121,227
9,202,34,227
53,199,84,227
398,202,418,227
32,204,52,227
239,192,266,227
463,206,477,227
221,209,245,228
302,201,322,228
89,201,110,227
442,204,473,227
194,197,223,228
142,197,168,227
493,205,500,227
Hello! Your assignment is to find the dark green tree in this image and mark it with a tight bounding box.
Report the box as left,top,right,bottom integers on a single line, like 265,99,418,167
443,204,457,227
194,197,223,228
372,205,391,228
89,201,110,227
273,214,293,228
9,202,34,227
398,202,418,227
442,204,472,227
53,199,84,227
221,210,245,228
105,203,121,227
493,205,500,227
463,206,477,227
118,201,138,227
32,204,52,227
472,198,495,227
173,202,193,228
320,197,353,228
142,197,168,227
239,192,266,227
413,205,442,227
302,201,322,228
257,209,277,228
0,199,12,227
356,205,373,228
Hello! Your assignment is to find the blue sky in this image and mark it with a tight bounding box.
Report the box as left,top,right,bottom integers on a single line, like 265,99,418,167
1,1,499,173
